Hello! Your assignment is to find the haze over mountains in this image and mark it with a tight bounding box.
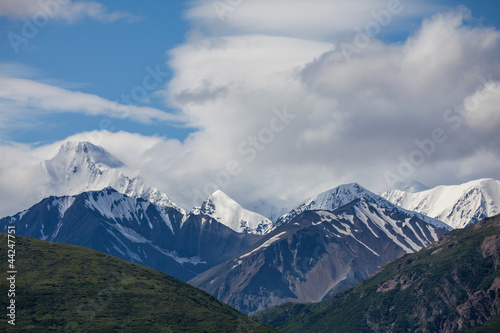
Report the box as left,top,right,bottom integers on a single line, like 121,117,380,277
2,140,500,317
3,141,499,232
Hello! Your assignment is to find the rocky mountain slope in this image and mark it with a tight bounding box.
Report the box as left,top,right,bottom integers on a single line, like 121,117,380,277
190,196,450,315
253,214,500,332
0,188,262,281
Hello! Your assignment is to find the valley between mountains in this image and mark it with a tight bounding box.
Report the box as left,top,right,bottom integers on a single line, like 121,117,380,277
1,141,500,331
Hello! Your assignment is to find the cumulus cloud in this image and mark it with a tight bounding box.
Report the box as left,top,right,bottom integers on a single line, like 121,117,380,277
0,142,48,217
0,0,141,23
159,7,500,208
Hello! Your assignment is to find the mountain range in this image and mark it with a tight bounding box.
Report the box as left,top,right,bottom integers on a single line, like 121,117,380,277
0,187,262,282
2,140,500,319
189,184,450,314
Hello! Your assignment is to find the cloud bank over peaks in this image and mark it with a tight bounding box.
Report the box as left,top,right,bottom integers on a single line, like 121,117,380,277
160,7,500,205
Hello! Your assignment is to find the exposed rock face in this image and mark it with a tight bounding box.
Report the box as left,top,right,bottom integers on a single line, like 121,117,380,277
0,188,262,282
253,214,500,333
190,198,449,315
370,217,500,332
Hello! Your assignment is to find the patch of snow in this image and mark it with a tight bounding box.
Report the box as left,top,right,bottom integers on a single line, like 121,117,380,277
157,206,174,233
240,231,287,258
17,210,28,220
111,223,150,244
51,196,76,218
382,178,500,229
40,224,47,241
352,237,380,256
200,190,273,235
231,260,243,270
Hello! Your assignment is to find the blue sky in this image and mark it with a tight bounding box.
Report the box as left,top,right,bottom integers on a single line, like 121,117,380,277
0,0,190,144
1,0,500,212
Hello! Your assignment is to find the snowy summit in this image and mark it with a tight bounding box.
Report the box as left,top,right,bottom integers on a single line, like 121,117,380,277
197,190,273,235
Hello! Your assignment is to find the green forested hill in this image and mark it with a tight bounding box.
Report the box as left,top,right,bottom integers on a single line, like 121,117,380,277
253,214,500,333
0,233,276,332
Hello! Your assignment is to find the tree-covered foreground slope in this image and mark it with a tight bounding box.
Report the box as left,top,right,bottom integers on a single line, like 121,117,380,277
0,233,276,332
253,214,500,333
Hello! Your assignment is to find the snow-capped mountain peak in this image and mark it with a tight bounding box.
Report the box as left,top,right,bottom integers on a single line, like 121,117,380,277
276,182,450,230
58,141,124,168
198,190,273,235
301,183,379,208
40,141,183,213
276,183,380,225
382,178,500,229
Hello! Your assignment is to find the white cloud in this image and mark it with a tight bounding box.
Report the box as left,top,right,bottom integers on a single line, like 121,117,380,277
0,77,184,133
464,81,500,130
158,7,500,207
0,142,48,217
0,0,141,23
186,0,437,39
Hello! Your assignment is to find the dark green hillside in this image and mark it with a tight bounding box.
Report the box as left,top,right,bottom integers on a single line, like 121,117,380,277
253,214,500,333
0,233,276,332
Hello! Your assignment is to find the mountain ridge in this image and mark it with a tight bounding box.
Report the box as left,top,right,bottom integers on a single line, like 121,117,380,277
276,183,450,230
0,187,263,282
382,178,500,228
189,195,450,314
253,213,500,332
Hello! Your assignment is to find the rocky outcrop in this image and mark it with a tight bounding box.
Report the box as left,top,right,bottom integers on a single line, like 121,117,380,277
253,214,500,333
